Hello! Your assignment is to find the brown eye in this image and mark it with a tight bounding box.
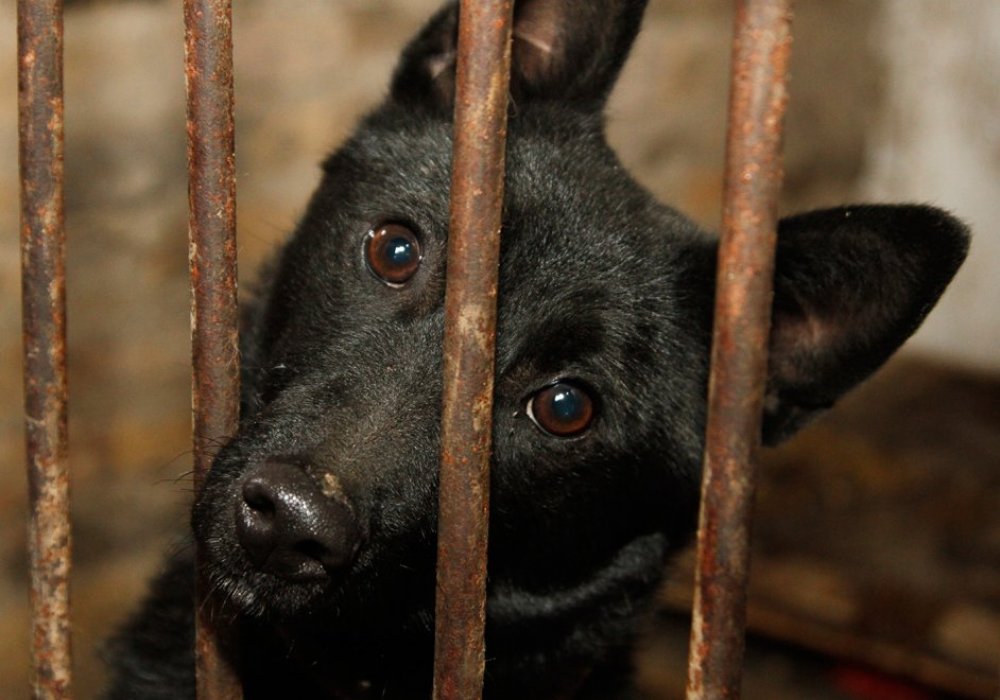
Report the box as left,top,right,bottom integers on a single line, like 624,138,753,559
364,223,422,285
527,382,595,437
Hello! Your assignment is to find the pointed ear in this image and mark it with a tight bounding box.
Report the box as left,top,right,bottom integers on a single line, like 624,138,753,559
762,205,969,444
390,0,648,111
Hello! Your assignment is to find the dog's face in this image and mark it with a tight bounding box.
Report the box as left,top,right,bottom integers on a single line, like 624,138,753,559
191,0,968,657
195,106,712,630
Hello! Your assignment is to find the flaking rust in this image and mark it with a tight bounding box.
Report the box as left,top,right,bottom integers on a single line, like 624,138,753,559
433,2,514,700
185,0,242,698
685,1,793,699
18,0,73,697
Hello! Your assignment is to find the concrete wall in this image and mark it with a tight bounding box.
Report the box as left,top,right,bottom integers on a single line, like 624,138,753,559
863,0,1000,370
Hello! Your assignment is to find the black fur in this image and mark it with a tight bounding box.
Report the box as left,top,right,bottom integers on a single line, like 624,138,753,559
105,1,969,697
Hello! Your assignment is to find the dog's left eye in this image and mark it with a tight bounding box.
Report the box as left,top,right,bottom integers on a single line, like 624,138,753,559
364,223,422,286
527,382,595,437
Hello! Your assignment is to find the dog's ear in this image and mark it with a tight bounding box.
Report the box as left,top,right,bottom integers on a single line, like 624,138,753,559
391,0,648,111
759,205,969,444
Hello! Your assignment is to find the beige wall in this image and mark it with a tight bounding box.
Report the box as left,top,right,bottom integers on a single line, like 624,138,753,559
863,0,1000,370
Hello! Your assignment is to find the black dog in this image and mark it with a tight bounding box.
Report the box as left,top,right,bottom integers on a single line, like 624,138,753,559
106,1,969,697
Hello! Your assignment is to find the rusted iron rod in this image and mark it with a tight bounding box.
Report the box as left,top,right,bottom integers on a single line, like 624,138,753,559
184,0,242,697
432,2,514,699
19,0,72,697
685,1,793,698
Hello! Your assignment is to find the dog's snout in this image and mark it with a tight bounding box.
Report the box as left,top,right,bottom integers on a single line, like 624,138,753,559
235,460,362,582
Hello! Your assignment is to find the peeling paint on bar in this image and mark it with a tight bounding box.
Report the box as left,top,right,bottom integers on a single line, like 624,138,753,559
184,0,242,697
432,2,514,699
685,1,793,698
18,0,72,697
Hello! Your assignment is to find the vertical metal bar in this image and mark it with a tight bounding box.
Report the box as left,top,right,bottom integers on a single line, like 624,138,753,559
685,1,793,698
19,0,71,697
184,0,242,698
432,2,513,699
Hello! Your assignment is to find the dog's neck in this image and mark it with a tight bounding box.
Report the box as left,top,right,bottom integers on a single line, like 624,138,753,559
234,533,667,698
235,610,619,699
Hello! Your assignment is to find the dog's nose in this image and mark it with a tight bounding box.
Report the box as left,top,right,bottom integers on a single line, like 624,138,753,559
235,460,362,582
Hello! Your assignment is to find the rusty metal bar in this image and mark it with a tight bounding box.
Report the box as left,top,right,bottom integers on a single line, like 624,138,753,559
432,2,514,698
18,0,72,697
184,0,242,697
685,1,793,698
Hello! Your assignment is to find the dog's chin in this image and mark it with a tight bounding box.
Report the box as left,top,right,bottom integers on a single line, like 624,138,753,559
199,541,353,620
210,566,347,619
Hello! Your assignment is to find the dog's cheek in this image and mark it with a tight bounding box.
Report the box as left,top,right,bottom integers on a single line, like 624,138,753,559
191,467,245,557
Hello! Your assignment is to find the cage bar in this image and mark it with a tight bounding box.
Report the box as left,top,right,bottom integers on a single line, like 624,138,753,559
685,1,793,698
18,0,72,697
183,0,242,697
432,2,514,699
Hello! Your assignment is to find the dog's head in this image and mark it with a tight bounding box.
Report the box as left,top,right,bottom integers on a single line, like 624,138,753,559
192,0,968,657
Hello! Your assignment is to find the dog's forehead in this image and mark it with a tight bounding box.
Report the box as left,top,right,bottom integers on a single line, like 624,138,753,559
324,106,705,315
345,106,686,251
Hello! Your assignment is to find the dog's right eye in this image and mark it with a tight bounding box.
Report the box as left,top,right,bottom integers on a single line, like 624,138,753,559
527,382,595,437
364,223,422,286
